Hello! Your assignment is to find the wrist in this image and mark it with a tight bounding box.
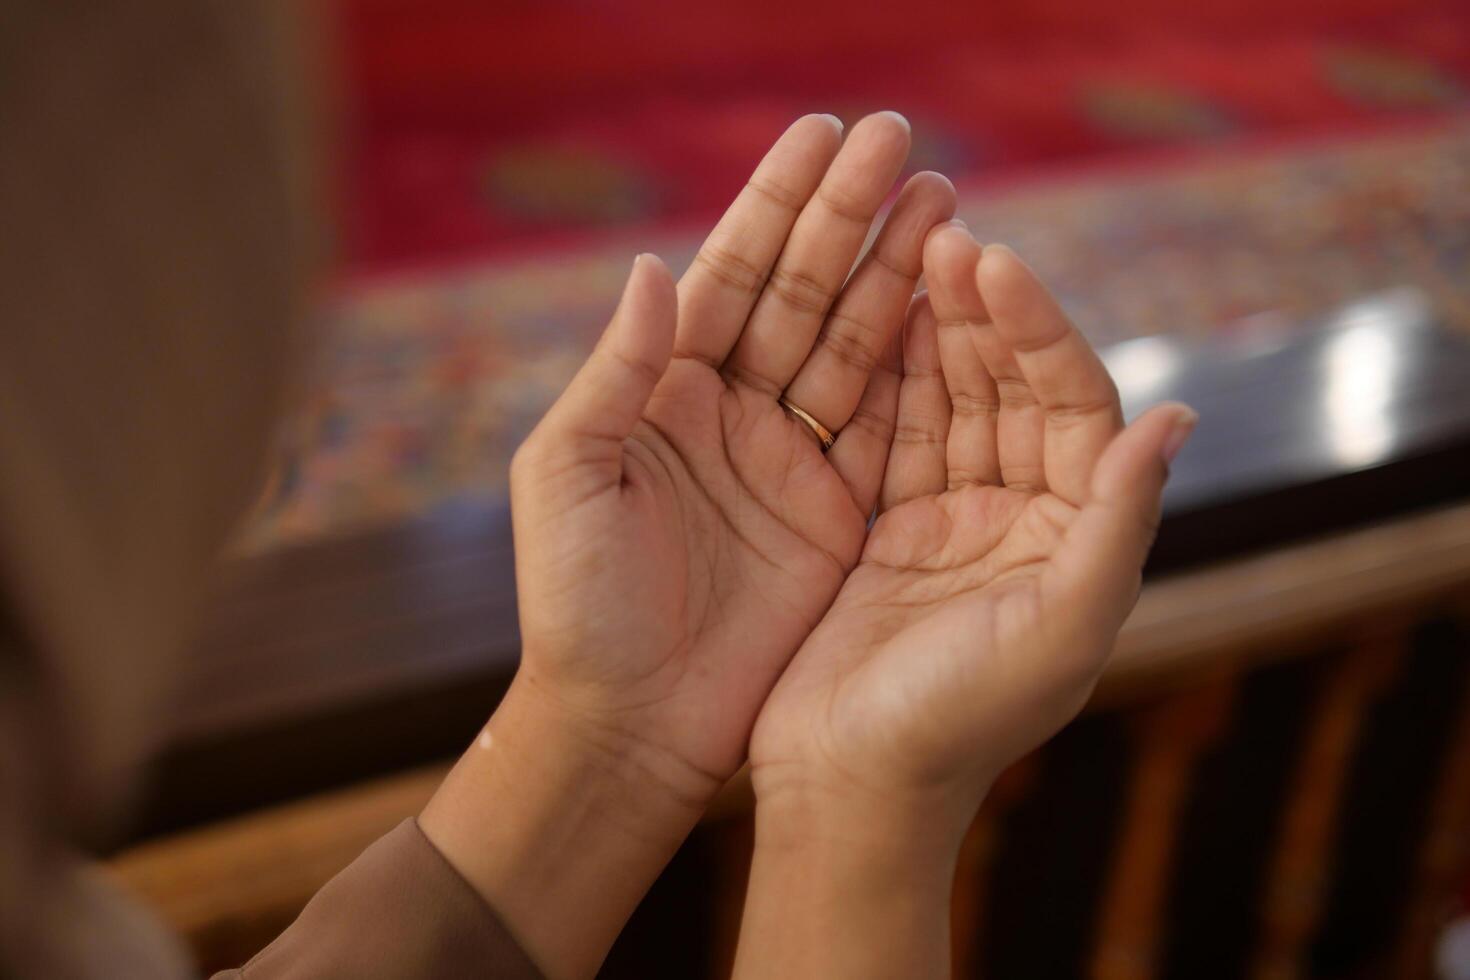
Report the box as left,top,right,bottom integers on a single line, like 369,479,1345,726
735,769,977,980
420,673,708,979
750,758,985,866
499,668,722,832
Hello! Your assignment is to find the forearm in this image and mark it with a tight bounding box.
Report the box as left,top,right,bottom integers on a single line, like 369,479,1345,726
733,780,974,979
419,674,709,980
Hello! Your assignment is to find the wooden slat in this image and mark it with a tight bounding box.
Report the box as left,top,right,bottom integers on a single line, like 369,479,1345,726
1089,682,1237,980
951,757,1039,978
1251,634,1404,980
1392,610,1470,978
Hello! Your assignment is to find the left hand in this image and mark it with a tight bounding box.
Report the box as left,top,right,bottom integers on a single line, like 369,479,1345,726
422,113,956,980
498,112,955,803
749,229,1198,841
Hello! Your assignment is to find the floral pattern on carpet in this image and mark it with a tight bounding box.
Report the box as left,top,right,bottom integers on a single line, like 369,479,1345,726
236,120,1470,554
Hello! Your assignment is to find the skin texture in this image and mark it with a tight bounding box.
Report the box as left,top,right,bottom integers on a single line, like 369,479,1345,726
421,112,958,979
734,230,1197,979
505,113,956,797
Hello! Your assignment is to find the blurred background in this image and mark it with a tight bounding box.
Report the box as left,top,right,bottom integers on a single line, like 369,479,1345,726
244,0,1470,550
107,1,1470,978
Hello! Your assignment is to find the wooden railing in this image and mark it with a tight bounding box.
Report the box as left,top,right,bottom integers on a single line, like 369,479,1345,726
105,501,1470,976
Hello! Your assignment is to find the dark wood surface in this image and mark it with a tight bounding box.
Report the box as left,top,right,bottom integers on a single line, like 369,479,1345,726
125,291,1470,845
1129,288,1470,572
134,502,521,843
109,591,1470,977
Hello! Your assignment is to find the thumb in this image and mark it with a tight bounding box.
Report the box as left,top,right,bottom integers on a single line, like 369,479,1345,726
536,253,677,467
1043,402,1197,641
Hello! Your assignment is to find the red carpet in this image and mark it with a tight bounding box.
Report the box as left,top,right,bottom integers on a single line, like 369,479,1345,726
337,0,1470,274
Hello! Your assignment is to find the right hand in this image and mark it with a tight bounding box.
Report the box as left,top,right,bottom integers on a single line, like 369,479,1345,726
749,230,1197,843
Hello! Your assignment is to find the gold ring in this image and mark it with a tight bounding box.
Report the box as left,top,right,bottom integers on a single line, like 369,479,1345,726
779,396,837,453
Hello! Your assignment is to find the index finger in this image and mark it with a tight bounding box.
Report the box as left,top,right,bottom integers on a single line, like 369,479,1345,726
674,115,845,369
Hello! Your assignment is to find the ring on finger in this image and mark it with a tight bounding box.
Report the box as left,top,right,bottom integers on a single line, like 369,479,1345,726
779,396,837,453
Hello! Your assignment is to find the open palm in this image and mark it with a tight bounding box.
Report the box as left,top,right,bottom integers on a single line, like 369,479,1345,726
509,113,957,803
750,229,1196,825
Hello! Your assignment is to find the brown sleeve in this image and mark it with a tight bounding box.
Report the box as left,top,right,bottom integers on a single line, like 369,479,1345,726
213,818,544,980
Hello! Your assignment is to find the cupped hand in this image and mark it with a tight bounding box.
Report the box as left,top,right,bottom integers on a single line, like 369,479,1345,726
748,228,1198,836
508,112,957,807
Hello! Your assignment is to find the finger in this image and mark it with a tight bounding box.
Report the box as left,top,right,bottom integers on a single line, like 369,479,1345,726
827,320,903,518
675,114,845,368
724,111,912,397
880,293,950,510
1042,403,1197,659
978,335,1047,491
530,255,677,480
926,225,1004,489
978,244,1123,506
781,171,956,435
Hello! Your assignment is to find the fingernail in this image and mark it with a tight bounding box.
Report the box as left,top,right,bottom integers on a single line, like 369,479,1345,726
1162,407,1199,463
878,110,911,132
819,113,844,133
949,217,969,231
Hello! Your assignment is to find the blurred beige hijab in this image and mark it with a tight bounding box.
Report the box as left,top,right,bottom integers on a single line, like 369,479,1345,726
0,2,322,973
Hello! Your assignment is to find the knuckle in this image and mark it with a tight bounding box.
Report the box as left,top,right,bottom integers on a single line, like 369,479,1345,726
1043,401,1115,429
767,267,833,316
893,419,945,446
995,378,1036,410
946,466,992,488
950,391,1000,419
817,184,871,224
851,405,895,439
1003,469,1047,493
902,364,945,382
1042,379,1120,427
865,242,919,281
816,319,883,374
725,363,784,398
694,243,768,295
605,346,663,390
746,176,807,214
